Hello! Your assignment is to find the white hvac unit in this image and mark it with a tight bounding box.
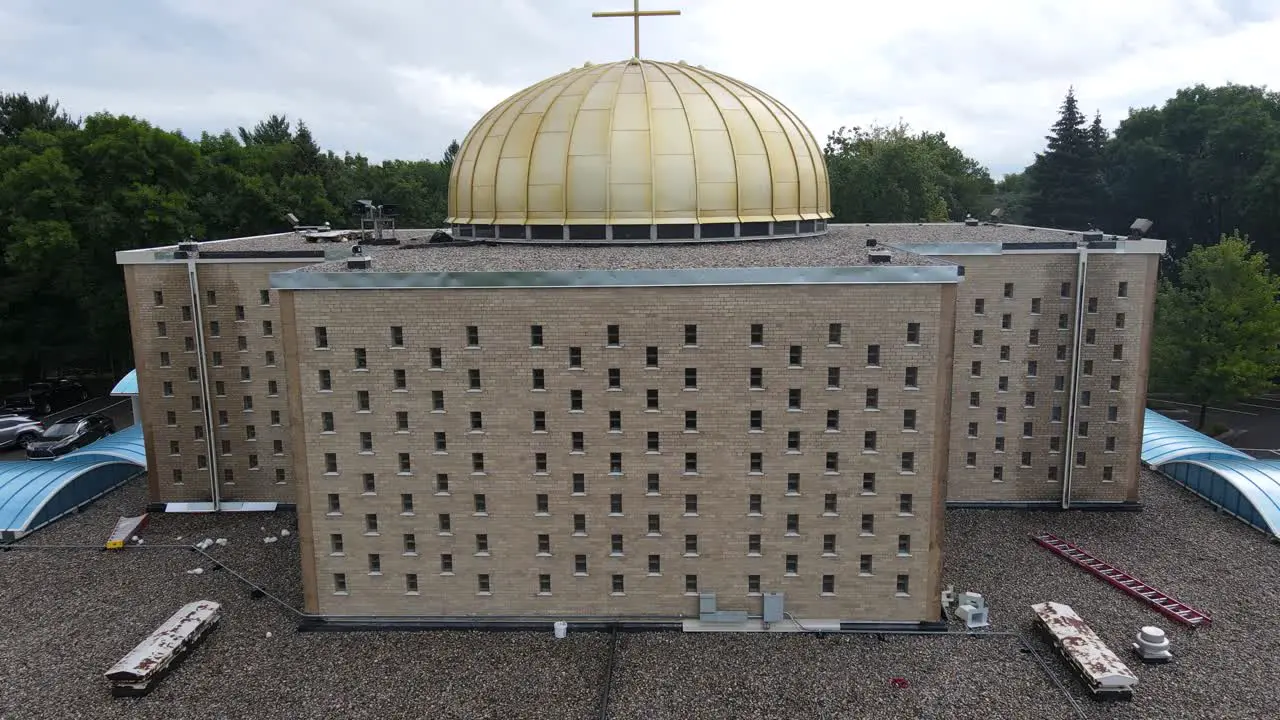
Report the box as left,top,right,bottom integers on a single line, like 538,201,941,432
955,591,990,629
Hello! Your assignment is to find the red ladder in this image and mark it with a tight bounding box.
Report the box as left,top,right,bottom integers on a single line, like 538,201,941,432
1032,533,1212,627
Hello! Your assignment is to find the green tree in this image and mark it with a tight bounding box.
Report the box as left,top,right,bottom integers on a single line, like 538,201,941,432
1151,232,1280,429
1102,84,1280,261
1024,87,1106,230
824,123,993,223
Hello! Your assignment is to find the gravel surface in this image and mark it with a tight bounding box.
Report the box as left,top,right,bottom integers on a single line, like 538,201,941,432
4,468,1273,720
945,469,1280,720
297,224,947,273
0,478,608,720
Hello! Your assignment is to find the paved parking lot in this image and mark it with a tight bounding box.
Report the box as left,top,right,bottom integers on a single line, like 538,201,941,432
0,396,135,462
1148,391,1280,458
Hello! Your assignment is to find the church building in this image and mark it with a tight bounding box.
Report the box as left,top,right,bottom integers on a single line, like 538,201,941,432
115,8,1164,627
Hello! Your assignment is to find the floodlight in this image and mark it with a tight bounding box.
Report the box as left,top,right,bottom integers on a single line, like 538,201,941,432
1129,218,1153,236
285,212,300,225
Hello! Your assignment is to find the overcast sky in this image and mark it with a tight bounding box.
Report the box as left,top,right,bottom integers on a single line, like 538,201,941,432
2,0,1277,176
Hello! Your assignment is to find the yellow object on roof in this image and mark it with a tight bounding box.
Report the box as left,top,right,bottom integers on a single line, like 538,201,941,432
447,59,832,227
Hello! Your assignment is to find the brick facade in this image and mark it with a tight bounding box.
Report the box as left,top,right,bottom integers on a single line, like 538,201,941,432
280,284,952,621
941,251,1157,504
123,260,309,504
117,229,1161,623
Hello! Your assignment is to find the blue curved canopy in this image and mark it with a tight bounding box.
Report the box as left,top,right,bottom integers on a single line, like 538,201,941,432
0,423,148,538
0,459,143,536
1160,457,1280,539
1141,409,1250,466
110,370,138,396
58,423,145,465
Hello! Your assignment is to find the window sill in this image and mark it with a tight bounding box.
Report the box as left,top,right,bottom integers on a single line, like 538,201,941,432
368,571,383,577
895,592,911,598
572,532,587,537
683,429,699,435
474,552,490,557
476,592,492,597
326,512,343,518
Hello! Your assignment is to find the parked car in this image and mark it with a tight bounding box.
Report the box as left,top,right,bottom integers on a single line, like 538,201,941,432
0,414,44,451
25,413,115,459
2,378,91,416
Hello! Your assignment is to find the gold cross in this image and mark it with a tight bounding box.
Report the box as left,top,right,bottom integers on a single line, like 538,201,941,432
592,1,680,59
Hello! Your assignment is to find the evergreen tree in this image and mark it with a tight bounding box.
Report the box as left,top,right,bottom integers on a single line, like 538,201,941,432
1024,88,1105,230
1088,111,1107,154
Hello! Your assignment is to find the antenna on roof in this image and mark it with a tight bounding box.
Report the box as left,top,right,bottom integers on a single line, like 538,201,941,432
350,200,399,245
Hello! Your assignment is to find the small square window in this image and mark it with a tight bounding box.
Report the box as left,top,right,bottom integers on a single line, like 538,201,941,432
1087,297,1098,313
1031,297,1042,314
750,324,764,345
606,324,620,346
570,389,583,411
904,366,918,388
1003,282,1014,299
788,345,802,366
314,327,328,348
465,326,480,347
608,368,621,389
973,298,985,315
788,388,801,410
865,387,879,409
609,410,621,431
903,409,916,430
530,324,544,347
750,367,763,389
646,388,659,410
827,409,840,430
828,323,842,345
906,322,920,344
430,347,443,369
684,324,698,346
684,368,697,389
862,473,876,494
646,346,659,367
1060,282,1071,298
610,452,623,473
390,326,404,347
867,345,881,366
684,410,697,431
568,346,582,368
786,473,800,494
1117,281,1128,298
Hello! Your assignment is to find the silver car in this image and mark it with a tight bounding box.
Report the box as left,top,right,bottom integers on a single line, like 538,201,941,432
0,414,44,451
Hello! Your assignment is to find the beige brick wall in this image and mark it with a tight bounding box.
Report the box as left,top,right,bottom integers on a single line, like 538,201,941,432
940,250,1156,504
122,260,310,505
283,283,953,622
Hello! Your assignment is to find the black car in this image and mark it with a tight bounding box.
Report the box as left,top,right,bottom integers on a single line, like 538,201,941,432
2,379,91,417
25,413,115,459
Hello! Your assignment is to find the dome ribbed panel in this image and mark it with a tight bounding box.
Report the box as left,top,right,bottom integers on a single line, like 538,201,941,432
446,60,833,226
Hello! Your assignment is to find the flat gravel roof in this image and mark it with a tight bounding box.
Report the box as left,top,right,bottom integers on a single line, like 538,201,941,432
2,470,1274,719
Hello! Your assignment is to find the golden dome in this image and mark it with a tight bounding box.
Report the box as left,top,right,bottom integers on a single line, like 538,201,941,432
447,59,832,235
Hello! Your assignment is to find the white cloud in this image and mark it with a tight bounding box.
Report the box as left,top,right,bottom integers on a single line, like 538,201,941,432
0,0,1276,173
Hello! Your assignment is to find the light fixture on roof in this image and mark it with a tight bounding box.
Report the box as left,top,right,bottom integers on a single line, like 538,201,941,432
285,213,300,226
1129,218,1153,238
989,208,1004,222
